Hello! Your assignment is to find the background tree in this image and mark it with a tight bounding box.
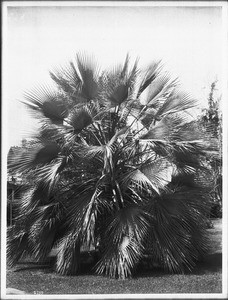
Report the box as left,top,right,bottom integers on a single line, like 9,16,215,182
8,54,216,279
199,80,222,218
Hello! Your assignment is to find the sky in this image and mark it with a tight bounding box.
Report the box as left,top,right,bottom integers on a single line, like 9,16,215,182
3,2,225,149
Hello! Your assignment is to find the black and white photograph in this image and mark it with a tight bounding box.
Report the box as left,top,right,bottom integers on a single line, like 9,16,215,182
1,1,227,298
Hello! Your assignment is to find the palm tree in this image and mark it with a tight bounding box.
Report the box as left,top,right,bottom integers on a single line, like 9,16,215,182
8,53,216,279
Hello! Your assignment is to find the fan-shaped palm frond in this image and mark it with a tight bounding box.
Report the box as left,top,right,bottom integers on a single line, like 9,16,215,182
137,60,163,97
8,142,61,173
7,181,61,264
108,83,129,106
23,85,68,124
27,203,62,261
142,75,173,107
103,55,139,108
50,68,75,95
95,206,149,279
68,107,93,134
17,183,49,217
7,227,30,266
144,189,209,273
34,157,67,191
120,53,130,79
76,53,101,101
140,115,207,145
50,61,82,96
140,159,173,191
55,231,81,275
155,90,197,119
140,116,173,142
120,158,173,195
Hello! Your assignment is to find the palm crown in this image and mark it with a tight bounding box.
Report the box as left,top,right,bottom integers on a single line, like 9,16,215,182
8,54,215,279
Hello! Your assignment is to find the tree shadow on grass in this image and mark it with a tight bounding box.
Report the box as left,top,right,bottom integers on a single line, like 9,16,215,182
12,252,222,278
14,263,51,272
190,252,222,275
134,252,222,279
13,260,97,276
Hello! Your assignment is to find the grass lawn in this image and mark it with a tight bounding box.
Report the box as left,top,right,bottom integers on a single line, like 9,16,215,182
6,219,222,295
